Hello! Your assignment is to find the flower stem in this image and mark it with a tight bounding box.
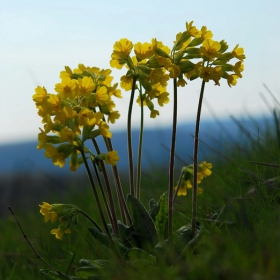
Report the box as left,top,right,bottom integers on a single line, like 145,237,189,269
80,149,114,243
78,209,103,232
105,137,133,226
191,80,206,239
136,85,144,200
127,77,137,196
168,78,178,237
92,139,120,238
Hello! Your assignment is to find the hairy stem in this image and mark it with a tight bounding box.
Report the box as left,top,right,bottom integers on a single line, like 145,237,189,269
80,149,114,244
127,77,137,196
168,78,178,237
78,209,103,232
136,85,144,199
105,137,133,226
92,139,120,237
191,80,206,239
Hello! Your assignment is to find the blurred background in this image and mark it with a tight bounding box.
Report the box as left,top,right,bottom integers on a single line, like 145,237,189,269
1,0,280,217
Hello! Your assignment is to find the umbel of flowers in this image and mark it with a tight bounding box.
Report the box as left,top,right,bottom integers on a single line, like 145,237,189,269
32,65,121,171
31,20,245,277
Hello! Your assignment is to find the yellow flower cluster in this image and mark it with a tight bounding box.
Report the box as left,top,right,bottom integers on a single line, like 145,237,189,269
110,38,171,118
32,64,121,170
176,161,212,196
111,21,245,109
39,202,79,240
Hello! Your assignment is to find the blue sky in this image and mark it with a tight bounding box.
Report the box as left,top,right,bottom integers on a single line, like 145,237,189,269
1,0,280,144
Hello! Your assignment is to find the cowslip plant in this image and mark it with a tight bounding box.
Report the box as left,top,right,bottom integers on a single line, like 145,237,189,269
26,20,245,278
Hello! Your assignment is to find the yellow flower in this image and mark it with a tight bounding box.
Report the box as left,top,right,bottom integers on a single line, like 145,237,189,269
120,75,133,91
78,109,103,126
110,53,125,69
52,152,66,168
108,83,122,98
108,111,120,124
200,26,213,40
46,94,60,113
77,76,96,96
227,74,239,87
157,92,169,107
105,150,120,166
39,202,57,223
44,144,58,158
177,77,187,87
177,185,187,196
167,64,181,78
199,67,214,82
55,77,77,99
199,161,212,177
232,44,246,60
50,228,71,240
113,38,133,58
98,121,112,138
200,39,221,59
33,86,48,105
150,109,159,118
59,127,76,144
59,66,73,79
95,86,109,105
148,68,169,86
134,42,154,60
233,61,244,78
186,21,201,38
37,128,48,150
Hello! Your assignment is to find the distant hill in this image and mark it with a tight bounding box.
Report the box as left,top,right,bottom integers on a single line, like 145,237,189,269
0,117,272,175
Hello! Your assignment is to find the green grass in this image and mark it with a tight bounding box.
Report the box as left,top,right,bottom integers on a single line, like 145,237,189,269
1,116,280,279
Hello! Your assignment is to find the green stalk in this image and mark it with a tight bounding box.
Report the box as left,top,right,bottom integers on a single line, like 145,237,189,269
78,209,103,232
127,77,137,196
92,139,120,237
92,163,114,230
191,80,206,239
105,137,133,226
136,85,144,199
80,149,114,244
168,78,178,237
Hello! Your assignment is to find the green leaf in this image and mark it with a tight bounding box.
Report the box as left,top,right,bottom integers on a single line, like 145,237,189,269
149,198,159,221
75,259,110,279
79,259,110,268
88,129,100,140
82,124,91,142
153,225,192,263
66,118,74,131
125,248,156,264
127,194,159,251
138,78,152,91
186,37,203,48
75,266,101,279
116,221,135,248
88,227,128,255
178,60,195,74
175,31,191,48
39,269,69,280
154,193,168,240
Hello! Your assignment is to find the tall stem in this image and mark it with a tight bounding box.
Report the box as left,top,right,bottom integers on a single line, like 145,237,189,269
80,150,114,244
191,80,206,239
78,209,103,232
92,139,120,237
105,137,133,226
168,78,178,237
136,85,144,199
127,77,137,196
